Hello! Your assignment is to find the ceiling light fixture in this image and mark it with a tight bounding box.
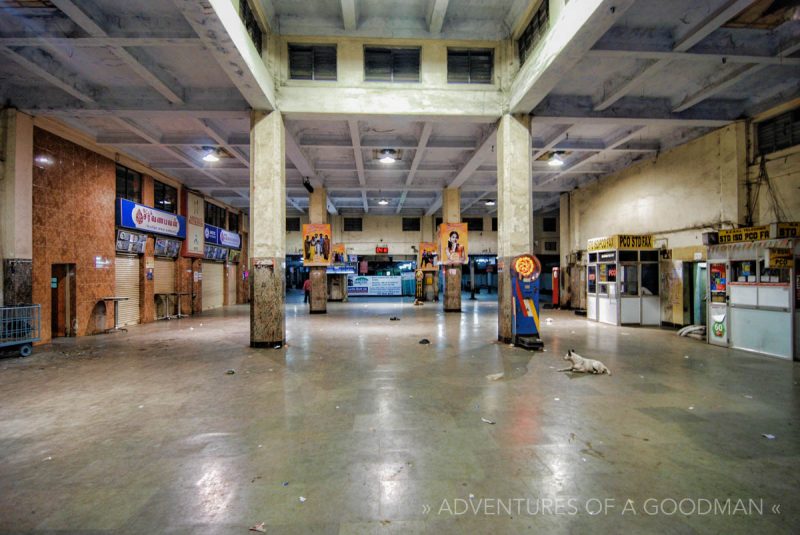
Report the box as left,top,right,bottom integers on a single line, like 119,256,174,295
484,199,496,206
379,148,397,163
202,146,220,163
34,154,54,167
548,153,564,167
378,198,389,205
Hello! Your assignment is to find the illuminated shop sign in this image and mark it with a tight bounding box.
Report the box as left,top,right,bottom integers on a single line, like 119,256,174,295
588,234,653,251
204,224,242,250
117,199,186,239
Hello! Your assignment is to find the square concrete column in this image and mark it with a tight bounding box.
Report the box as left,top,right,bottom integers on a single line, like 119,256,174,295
0,109,33,306
442,187,461,312
250,110,286,347
496,114,533,343
308,187,328,314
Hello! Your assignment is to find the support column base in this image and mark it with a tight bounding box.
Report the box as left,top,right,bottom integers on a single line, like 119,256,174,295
251,340,285,348
250,259,285,347
310,310,327,315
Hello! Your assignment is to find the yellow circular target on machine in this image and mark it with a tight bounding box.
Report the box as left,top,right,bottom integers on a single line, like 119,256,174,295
512,254,541,281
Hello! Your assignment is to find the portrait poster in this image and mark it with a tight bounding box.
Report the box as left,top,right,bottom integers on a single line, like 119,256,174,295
439,222,468,265
332,243,347,264
302,224,332,266
418,242,438,271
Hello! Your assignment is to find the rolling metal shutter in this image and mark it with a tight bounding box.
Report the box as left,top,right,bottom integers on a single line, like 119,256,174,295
115,256,140,326
154,259,175,294
227,265,237,306
202,262,224,310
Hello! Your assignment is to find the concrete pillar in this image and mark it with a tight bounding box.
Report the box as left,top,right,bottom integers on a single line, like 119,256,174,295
0,109,33,306
250,110,286,347
442,187,461,312
558,192,571,308
308,187,328,313
496,114,533,343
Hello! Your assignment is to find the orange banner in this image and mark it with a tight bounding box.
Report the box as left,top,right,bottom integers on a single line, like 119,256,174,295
418,242,438,270
439,222,468,265
302,224,332,266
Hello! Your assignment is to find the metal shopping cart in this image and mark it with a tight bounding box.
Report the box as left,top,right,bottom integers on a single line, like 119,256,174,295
0,305,41,357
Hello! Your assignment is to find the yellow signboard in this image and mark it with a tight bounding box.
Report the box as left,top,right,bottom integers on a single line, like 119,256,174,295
717,226,770,244
772,222,800,239
587,235,653,251
767,249,794,269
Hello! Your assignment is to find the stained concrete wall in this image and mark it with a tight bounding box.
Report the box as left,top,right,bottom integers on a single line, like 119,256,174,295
563,123,748,258
748,146,800,225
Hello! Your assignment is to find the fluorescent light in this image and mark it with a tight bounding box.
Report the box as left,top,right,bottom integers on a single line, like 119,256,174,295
484,199,496,206
379,148,396,163
202,151,219,163
548,154,564,167
378,199,389,205
34,155,54,166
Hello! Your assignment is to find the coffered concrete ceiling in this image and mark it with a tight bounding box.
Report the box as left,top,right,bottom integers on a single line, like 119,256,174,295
1,0,798,216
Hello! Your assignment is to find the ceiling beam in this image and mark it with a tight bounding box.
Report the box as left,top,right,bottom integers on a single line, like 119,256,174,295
348,120,367,186
196,118,250,167
425,192,443,216
0,46,96,103
427,0,450,35
50,0,184,104
0,37,203,47
341,0,358,31
285,129,337,215
173,0,277,110
287,197,306,213
111,116,227,186
362,191,369,213
673,39,800,113
594,0,754,111
532,124,572,160
448,127,497,189
461,191,492,211
396,122,434,213
586,48,800,67
509,0,636,113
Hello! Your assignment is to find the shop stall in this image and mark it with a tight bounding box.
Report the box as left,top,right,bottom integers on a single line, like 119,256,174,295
201,223,241,311
115,199,186,326
586,234,660,326
153,237,182,319
706,223,798,360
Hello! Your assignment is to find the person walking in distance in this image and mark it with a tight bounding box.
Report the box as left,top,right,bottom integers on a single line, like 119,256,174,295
303,277,312,304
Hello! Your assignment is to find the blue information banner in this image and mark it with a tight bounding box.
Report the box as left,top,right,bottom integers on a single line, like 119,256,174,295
117,199,186,239
204,224,241,250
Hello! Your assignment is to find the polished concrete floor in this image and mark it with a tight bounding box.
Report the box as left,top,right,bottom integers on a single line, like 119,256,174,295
1,291,798,534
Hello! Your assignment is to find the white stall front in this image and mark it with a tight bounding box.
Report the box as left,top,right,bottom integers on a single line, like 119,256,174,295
586,235,660,326
706,223,798,360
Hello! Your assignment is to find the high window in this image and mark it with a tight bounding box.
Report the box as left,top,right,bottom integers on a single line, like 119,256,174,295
364,47,421,82
757,109,800,155
205,202,226,228
228,212,239,232
543,217,557,232
289,44,337,80
286,217,301,232
447,49,493,84
240,0,263,54
153,180,177,214
402,217,421,231
344,217,363,231
517,0,549,64
115,164,141,203
463,217,484,231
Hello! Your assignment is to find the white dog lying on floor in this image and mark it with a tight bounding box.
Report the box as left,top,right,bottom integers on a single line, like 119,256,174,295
559,349,611,375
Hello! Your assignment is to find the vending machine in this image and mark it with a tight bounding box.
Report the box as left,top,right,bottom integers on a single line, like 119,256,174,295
511,254,544,350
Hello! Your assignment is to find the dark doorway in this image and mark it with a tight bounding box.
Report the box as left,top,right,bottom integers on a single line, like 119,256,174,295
51,264,76,337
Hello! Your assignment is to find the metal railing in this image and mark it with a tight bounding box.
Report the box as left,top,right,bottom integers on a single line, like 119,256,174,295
1,305,41,348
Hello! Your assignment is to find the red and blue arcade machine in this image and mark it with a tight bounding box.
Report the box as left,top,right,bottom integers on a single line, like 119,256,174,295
511,254,544,350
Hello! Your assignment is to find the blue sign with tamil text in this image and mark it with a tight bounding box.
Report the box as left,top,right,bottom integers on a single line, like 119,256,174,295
204,224,241,250
117,199,186,239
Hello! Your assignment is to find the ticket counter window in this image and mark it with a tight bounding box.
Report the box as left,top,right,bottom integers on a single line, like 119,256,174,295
759,261,790,284
587,265,597,294
732,261,757,283
641,263,659,296
619,264,638,296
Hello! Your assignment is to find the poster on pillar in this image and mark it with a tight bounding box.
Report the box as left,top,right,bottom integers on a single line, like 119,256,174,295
302,224,332,266
332,243,347,264
439,223,468,265
418,242,438,271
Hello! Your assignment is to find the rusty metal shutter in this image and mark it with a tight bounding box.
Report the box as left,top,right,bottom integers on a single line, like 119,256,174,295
154,258,175,294
227,264,237,305
202,261,224,310
114,256,140,326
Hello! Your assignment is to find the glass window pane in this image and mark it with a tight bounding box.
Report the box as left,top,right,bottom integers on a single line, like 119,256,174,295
588,265,596,294
620,264,638,296
642,264,659,295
